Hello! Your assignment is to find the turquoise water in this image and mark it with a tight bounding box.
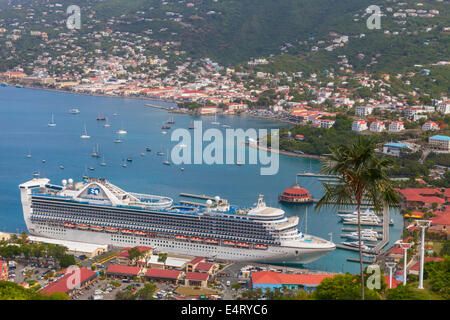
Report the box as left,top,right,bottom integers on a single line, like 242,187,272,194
0,86,403,273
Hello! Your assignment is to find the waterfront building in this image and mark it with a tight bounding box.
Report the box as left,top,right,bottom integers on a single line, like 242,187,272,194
145,268,184,284
27,235,108,258
185,272,209,287
279,183,312,204
250,271,334,292
105,265,142,280
40,268,97,297
429,135,450,152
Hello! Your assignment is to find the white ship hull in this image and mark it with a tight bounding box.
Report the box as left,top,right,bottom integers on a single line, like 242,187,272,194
27,223,330,264
19,178,335,264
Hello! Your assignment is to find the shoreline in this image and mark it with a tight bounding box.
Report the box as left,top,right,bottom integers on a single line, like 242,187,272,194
4,83,303,126
246,142,324,160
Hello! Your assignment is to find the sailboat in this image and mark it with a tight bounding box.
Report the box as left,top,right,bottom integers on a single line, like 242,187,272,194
121,159,127,168
80,125,90,139
163,149,170,165
69,108,80,114
211,113,219,125
103,117,111,127
188,121,195,130
82,166,88,179
166,117,175,124
59,164,64,169
116,122,127,134
91,144,100,158
113,135,123,143
48,113,56,127
100,156,106,166
26,149,32,158
96,113,106,121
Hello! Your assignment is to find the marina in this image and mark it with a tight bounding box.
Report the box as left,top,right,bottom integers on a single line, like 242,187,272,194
0,86,404,274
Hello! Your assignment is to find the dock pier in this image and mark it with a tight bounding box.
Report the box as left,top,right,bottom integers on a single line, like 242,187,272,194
179,200,207,207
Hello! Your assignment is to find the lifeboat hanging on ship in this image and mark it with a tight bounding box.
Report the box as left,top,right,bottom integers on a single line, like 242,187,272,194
223,240,235,246
134,230,146,236
105,227,119,233
254,244,268,250
237,242,249,248
278,182,312,204
90,225,104,231
77,224,89,230
147,232,155,237
190,236,203,242
64,222,76,228
176,235,188,240
205,238,218,244
121,229,133,234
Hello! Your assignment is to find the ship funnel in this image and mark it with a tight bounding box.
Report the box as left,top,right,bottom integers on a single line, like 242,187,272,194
62,179,67,186
68,178,73,186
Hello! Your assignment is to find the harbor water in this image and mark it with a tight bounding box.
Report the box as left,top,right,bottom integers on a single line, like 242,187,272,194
0,86,403,273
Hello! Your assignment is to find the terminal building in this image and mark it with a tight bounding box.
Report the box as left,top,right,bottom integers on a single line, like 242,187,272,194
27,235,108,258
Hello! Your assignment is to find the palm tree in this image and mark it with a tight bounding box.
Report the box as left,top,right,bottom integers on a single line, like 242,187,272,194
315,136,399,300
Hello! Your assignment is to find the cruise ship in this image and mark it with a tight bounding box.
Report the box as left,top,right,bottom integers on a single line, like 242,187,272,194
19,177,335,263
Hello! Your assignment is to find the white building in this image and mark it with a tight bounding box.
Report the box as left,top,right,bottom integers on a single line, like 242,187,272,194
355,105,374,117
389,121,405,132
370,120,386,132
422,121,439,131
436,101,450,114
352,120,368,132
429,135,450,152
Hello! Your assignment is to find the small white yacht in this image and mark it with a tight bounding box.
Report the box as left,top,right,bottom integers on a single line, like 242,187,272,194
48,113,56,127
80,125,90,139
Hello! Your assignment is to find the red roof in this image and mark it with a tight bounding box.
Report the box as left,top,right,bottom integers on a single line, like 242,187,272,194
410,258,444,271
145,268,182,279
106,264,141,275
195,262,214,272
251,271,334,286
41,268,96,295
186,272,209,281
430,211,450,226
388,246,404,255
118,246,152,258
281,183,311,198
189,257,204,265
397,188,446,204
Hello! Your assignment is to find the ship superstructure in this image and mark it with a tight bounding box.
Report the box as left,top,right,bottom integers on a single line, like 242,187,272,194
19,177,335,263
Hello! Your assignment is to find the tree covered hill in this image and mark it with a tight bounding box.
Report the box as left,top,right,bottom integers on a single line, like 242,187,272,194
0,0,448,75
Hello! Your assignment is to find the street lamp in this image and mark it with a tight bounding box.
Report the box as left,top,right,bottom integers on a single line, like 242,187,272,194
417,220,431,290
385,261,397,289
399,242,412,286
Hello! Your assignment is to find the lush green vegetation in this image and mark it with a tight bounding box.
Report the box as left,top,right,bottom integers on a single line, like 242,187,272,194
0,281,68,300
423,256,450,299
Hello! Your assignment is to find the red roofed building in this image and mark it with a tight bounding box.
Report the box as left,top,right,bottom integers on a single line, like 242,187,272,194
409,257,444,275
397,188,447,210
185,272,209,287
251,271,334,292
40,268,97,297
279,183,312,203
116,246,152,265
106,264,142,279
429,208,450,239
194,262,218,275
186,257,205,272
145,268,184,284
